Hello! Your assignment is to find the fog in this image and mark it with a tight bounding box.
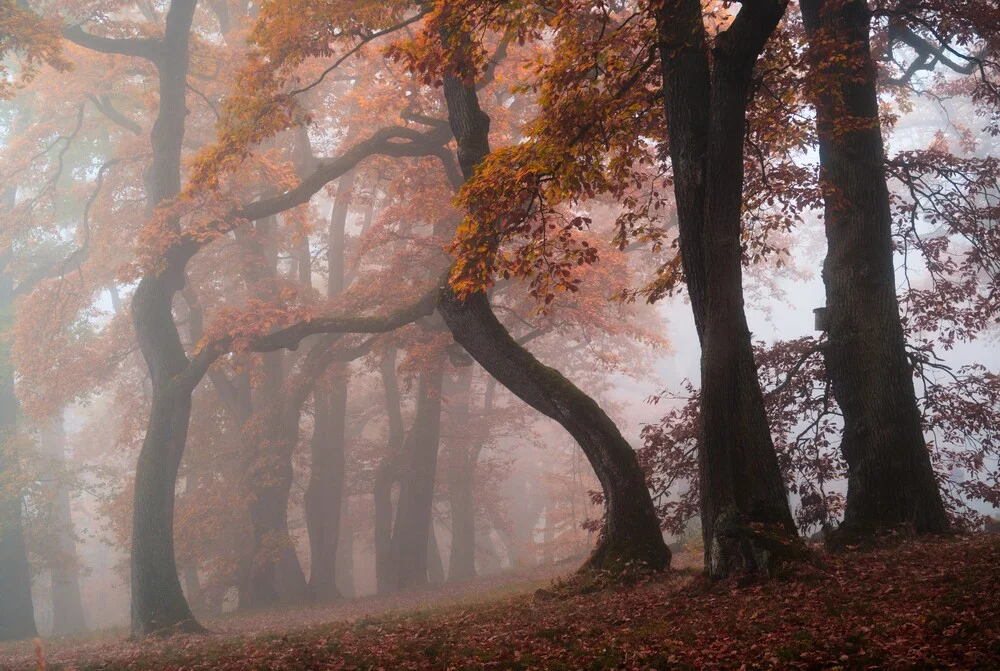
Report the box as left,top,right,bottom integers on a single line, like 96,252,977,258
1,0,998,659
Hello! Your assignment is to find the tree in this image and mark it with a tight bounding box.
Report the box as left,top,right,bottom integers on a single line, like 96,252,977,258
38,413,88,635
0,0,70,641
800,0,949,537
652,0,799,576
0,247,37,641
434,59,670,575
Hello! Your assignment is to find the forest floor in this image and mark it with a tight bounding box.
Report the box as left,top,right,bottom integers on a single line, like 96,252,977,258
2,535,998,670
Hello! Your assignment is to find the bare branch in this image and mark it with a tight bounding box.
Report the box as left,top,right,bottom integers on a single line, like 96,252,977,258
287,9,432,97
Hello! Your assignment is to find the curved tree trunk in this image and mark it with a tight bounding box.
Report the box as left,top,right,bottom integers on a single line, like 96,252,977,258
131,267,203,635
439,291,669,572
655,0,798,578
800,0,949,538
244,432,309,608
437,69,670,574
127,0,203,636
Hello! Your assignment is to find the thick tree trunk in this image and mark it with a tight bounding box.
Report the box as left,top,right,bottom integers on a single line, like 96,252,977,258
128,0,203,636
0,258,38,642
389,361,445,589
800,0,948,536
131,268,203,635
655,0,798,578
39,416,88,636
304,382,347,601
243,426,310,608
438,73,670,573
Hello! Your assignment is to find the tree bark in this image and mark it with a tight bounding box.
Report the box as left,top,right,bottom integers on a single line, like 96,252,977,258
437,71,670,574
304,382,347,601
445,367,481,582
0,253,38,642
39,415,88,636
800,0,948,536
655,0,799,578
374,349,404,595
335,502,356,598
305,171,355,601
427,522,446,584
389,359,445,589
127,0,203,636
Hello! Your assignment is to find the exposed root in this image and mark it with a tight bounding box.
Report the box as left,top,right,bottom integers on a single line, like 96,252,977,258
706,509,808,581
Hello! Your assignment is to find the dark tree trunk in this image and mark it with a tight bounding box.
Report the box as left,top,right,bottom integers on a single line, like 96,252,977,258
305,382,347,601
655,0,799,578
0,256,38,642
39,416,88,636
305,171,355,601
438,73,670,573
244,435,310,609
389,360,445,590
375,349,403,595
131,267,203,635
128,0,203,636
800,0,949,536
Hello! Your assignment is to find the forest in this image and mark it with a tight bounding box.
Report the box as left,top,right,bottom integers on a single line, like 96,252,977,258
0,0,998,668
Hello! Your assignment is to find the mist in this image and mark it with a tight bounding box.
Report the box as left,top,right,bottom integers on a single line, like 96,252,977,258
1,1,998,668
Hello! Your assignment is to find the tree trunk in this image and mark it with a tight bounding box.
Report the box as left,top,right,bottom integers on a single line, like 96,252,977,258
305,171,355,601
0,257,38,642
305,382,347,601
800,0,949,537
448,477,476,581
438,72,670,574
128,0,203,635
335,502,356,598
427,522,446,584
655,0,799,578
445,367,477,582
39,415,87,636
131,268,203,635
375,350,403,595
389,360,445,589
243,427,309,608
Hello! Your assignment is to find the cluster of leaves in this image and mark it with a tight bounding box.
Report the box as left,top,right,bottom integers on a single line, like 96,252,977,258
0,0,70,100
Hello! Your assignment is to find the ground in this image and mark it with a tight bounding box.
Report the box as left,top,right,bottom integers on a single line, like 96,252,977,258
2,536,998,670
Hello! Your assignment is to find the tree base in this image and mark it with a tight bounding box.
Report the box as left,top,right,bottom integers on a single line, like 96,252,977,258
577,529,672,582
132,617,208,640
824,521,951,553
706,510,806,580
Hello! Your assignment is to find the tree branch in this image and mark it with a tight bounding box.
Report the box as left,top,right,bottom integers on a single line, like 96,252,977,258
62,25,161,62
